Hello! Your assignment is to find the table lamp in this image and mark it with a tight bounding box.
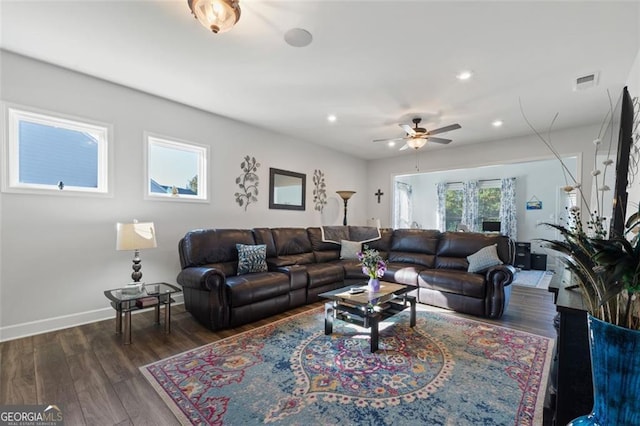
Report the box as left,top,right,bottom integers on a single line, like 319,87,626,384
116,220,157,283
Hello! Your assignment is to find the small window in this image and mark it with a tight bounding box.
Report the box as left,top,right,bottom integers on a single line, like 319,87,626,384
445,183,464,231
3,106,111,195
145,134,208,202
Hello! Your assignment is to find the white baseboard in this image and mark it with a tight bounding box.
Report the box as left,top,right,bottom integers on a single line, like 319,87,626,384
0,294,185,342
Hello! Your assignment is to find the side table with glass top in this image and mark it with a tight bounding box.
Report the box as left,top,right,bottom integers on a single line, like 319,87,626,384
104,282,181,344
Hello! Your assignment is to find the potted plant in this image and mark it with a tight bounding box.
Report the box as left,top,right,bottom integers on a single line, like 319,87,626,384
521,97,640,425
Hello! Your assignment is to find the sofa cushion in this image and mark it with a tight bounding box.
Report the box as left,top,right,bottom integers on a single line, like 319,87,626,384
467,244,503,273
226,272,290,307
252,228,278,258
236,244,268,275
388,229,440,268
306,263,344,289
180,229,256,269
340,240,361,260
307,227,341,263
419,270,486,299
436,232,512,269
365,228,393,258
383,262,421,286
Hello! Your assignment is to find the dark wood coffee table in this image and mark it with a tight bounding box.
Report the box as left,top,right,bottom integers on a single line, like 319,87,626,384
319,282,416,353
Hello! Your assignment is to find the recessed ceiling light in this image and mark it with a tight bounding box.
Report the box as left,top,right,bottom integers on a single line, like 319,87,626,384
387,141,396,147
327,114,337,123
456,70,473,81
492,120,503,127
284,28,313,48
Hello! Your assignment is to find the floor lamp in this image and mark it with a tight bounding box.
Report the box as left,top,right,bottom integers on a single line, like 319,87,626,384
336,191,356,225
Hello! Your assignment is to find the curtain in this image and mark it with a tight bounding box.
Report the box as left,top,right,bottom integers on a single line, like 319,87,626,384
394,181,413,228
462,180,479,231
500,177,517,240
436,182,447,231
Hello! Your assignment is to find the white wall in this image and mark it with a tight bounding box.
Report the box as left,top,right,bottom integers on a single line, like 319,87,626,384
625,43,640,212
0,51,367,340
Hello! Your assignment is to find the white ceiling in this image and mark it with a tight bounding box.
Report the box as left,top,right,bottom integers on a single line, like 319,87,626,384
1,1,639,160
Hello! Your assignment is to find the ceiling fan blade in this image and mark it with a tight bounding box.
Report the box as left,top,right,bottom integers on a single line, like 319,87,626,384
399,143,410,151
427,123,461,136
427,137,452,144
373,137,406,143
399,124,416,136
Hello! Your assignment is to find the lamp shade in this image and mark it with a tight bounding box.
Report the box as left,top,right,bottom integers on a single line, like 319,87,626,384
188,0,241,34
116,222,157,251
406,138,427,149
336,190,356,201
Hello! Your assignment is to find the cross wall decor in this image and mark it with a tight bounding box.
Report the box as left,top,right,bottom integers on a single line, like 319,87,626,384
374,189,384,203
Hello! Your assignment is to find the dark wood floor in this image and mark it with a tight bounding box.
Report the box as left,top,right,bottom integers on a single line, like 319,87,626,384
0,285,556,425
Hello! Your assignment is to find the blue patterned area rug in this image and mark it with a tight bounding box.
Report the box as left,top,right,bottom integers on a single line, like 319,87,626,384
141,307,553,425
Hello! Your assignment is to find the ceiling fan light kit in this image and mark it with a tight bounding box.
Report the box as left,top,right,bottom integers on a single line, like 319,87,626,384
188,0,241,34
373,117,461,151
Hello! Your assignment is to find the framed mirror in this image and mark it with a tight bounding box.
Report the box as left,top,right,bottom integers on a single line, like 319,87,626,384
269,168,306,210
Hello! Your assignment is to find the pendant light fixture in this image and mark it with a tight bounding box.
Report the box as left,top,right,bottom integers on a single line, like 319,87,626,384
188,0,241,34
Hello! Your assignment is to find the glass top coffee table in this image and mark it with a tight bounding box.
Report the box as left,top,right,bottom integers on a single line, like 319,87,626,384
319,282,416,353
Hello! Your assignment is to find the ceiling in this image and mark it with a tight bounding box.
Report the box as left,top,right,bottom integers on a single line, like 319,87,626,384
1,1,638,160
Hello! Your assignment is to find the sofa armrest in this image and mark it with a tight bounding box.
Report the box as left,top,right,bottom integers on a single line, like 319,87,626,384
485,264,516,286
271,264,308,290
484,264,516,318
177,266,226,292
177,266,229,330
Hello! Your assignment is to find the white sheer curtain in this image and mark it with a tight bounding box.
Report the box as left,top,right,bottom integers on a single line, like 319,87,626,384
436,182,447,231
394,181,413,229
462,180,479,231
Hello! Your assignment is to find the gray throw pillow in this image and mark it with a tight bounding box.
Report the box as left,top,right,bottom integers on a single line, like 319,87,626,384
467,244,503,273
340,240,361,260
237,244,268,275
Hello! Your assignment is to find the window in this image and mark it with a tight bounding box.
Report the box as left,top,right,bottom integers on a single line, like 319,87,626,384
478,182,502,225
3,106,111,195
444,183,463,231
145,134,208,202
444,180,502,231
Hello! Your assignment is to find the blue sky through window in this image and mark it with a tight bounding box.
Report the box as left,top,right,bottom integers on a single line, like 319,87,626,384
148,141,199,194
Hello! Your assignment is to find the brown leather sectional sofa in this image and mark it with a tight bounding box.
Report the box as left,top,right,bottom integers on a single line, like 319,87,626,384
177,226,516,331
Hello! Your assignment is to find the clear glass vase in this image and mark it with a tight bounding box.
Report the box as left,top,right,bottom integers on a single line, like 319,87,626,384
367,278,380,292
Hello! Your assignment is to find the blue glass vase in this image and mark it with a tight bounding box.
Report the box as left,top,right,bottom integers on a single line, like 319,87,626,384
568,314,640,425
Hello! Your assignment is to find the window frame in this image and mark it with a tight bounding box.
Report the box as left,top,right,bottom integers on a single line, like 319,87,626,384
144,132,209,203
2,103,113,196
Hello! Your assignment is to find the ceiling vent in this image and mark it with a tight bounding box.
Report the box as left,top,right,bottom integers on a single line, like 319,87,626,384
573,72,599,91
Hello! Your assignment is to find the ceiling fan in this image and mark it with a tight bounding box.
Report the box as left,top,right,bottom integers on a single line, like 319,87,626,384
374,117,462,150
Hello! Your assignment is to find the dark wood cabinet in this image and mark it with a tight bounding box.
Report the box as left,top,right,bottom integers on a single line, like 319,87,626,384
545,272,593,425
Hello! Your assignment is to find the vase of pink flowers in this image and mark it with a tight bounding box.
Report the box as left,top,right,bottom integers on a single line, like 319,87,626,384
357,245,386,292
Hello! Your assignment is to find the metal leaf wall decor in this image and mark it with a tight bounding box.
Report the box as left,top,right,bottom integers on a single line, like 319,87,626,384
235,155,260,211
312,169,327,212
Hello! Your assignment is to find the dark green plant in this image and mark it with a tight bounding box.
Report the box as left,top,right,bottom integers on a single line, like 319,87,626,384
541,208,640,330
234,156,260,211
